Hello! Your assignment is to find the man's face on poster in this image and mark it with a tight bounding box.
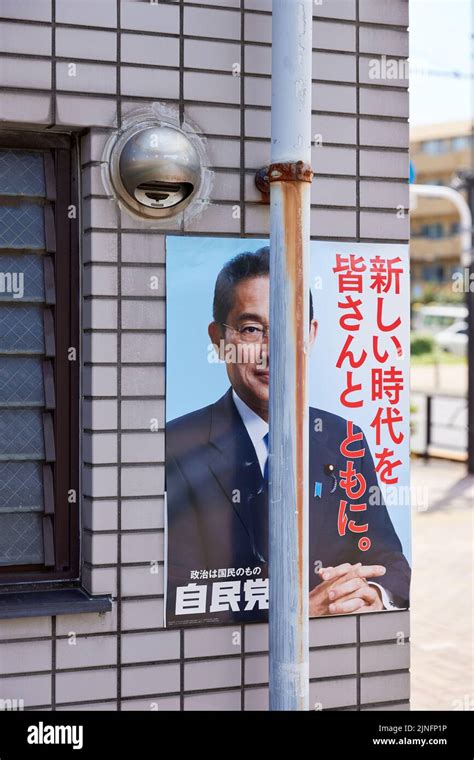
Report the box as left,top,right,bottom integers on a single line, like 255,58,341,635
209,274,317,419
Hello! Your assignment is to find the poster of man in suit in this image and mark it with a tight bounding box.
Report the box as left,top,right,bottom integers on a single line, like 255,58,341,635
165,237,411,628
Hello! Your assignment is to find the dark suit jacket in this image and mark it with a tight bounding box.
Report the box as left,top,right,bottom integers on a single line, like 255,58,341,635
166,388,411,626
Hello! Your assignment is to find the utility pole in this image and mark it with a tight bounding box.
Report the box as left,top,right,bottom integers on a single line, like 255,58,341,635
268,0,313,711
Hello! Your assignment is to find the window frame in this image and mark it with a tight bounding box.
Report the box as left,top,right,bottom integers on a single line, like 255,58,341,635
0,131,80,588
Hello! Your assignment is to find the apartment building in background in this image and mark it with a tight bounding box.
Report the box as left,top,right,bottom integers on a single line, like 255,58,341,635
410,120,473,296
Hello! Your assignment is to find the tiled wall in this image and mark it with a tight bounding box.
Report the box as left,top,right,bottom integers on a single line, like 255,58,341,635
0,0,410,710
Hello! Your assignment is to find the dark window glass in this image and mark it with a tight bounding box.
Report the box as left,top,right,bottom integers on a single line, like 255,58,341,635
0,138,79,584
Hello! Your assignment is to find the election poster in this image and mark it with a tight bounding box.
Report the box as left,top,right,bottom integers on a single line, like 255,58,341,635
165,237,411,628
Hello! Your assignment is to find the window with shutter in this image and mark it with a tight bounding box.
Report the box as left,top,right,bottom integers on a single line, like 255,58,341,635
0,133,79,586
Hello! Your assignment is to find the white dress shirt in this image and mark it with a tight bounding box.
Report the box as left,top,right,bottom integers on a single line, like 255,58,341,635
232,390,269,475
231,390,400,611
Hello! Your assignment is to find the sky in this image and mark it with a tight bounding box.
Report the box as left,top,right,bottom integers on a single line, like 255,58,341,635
410,0,472,127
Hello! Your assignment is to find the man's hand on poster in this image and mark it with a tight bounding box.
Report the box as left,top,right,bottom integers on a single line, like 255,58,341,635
309,562,385,616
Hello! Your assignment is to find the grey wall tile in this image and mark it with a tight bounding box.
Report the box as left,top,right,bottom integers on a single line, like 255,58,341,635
245,108,270,139
121,564,163,596
360,150,408,179
120,400,164,430
83,300,118,330
359,26,409,57
84,432,118,465
57,700,117,711
82,130,111,164
245,76,270,107
361,642,410,674
185,627,242,659
121,695,179,710
0,22,51,55
121,66,179,99
121,432,164,463
83,366,117,397
0,674,51,707
121,1,179,34
121,233,166,264
0,0,51,21
360,87,409,118
186,105,241,137
56,0,117,27
360,210,409,240
185,658,241,691
83,533,118,565
185,204,241,233
122,663,179,697
82,566,117,596
314,0,355,20
83,465,118,498
209,172,241,202
121,464,164,497
312,145,357,175
121,599,164,631
56,635,117,670
244,11,271,44
245,655,268,686
121,334,165,364
360,610,410,643
310,677,357,709
121,499,164,531
121,367,165,397
0,641,51,674
56,95,117,127
313,51,356,83
185,6,240,40
245,44,270,76
360,180,409,209
312,177,357,207
0,57,51,89
359,56,408,88
310,646,357,679
360,119,409,149
56,604,118,636
309,615,357,647
83,499,118,531
0,617,51,641
121,33,179,67
122,631,179,664
359,0,409,26
185,38,241,72
244,686,268,710
56,669,117,704
83,164,109,198
313,20,356,51
310,208,356,237
313,82,357,113
361,672,410,704
56,28,117,61
313,113,357,145
244,205,269,235
83,233,117,264
207,137,241,168
244,623,268,653
362,701,410,712
121,532,164,564
84,265,118,296
122,267,164,297
84,334,117,365
184,690,241,710
184,71,241,104
0,92,52,125
84,198,118,229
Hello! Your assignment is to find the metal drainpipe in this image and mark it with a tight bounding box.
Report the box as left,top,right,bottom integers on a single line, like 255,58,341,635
268,0,313,711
